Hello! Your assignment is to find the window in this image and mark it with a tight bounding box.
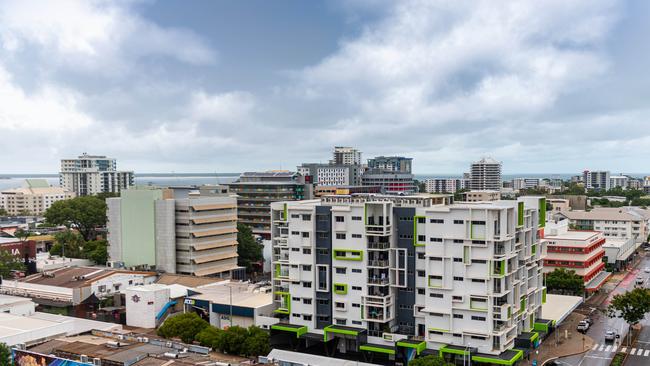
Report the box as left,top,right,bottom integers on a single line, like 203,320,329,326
317,249,329,256
352,234,362,238
471,220,486,225
351,269,362,273
303,298,312,304
302,265,312,271
471,279,486,283
454,220,464,224
98,285,106,292
430,257,442,261
302,281,312,288
418,235,426,242
453,333,462,338
291,248,299,252
351,216,362,221
335,318,347,325
352,320,362,325
335,267,347,274
430,219,444,224
471,316,486,321
317,232,328,239
302,214,312,221
429,293,443,298
302,248,311,255
352,286,362,291
292,296,300,301
430,237,442,242
352,303,361,308
291,231,299,235
302,232,310,238
452,296,463,301
453,257,462,262
335,302,345,309
417,270,425,277
417,217,426,223
417,288,425,295
336,233,347,240
291,214,300,218
453,314,463,319
453,239,464,243
335,216,345,222
292,313,301,318
472,240,486,244
453,276,464,281
471,335,487,340
417,253,425,259
303,315,312,321
317,215,329,222
473,259,487,264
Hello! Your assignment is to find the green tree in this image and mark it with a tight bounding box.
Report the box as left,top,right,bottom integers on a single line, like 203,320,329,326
83,239,108,265
195,326,222,348
453,188,469,201
545,268,585,295
220,326,249,355
237,224,262,272
17,209,33,216
50,230,86,258
409,355,454,366
157,312,209,343
608,288,650,345
242,326,270,356
0,342,11,366
0,249,25,278
14,228,31,242
0,208,8,216
95,192,120,201
44,196,107,241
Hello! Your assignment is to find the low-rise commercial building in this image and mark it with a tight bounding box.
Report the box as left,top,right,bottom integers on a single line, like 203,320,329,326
603,237,636,271
463,190,501,202
314,185,381,197
361,170,416,194
556,207,650,244
542,220,609,292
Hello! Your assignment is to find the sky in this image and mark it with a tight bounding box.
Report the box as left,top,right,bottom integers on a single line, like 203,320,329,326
0,0,649,175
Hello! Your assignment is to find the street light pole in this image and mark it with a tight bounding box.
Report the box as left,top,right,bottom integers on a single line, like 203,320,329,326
229,285,233,328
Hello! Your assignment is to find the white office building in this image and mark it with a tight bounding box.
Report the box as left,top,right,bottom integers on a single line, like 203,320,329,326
512,178,543,191
424,178,469,194
268,194,547,364
60,153,134,196
470,158,502,191
609,176,629,190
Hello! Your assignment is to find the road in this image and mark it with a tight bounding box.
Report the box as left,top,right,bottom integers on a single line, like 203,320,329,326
554,251,650,366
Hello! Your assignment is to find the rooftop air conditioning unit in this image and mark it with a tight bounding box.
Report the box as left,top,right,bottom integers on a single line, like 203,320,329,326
80,355,89,363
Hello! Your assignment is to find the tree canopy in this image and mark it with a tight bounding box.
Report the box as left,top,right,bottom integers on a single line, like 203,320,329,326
0,249,25,278
157,312,210,343
0,343,11,366
44,196,107,241
50,231,108,265
237,224,263,272
545,268,585,296
409,355,454,366
608,288,650,327
0,208,7,216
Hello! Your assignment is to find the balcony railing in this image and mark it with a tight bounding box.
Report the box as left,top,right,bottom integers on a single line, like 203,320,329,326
368,278,390,285
368,260,390,267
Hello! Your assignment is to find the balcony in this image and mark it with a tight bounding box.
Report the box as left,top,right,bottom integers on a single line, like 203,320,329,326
368,277,390,285
368,242,390,250
368,259,390,268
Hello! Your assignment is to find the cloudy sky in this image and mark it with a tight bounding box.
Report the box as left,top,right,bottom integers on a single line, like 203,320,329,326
0,0,648,175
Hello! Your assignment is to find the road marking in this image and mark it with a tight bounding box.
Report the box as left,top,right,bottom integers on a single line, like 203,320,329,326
644,350,650,356
583,355,614,360
637,340,650,344
637,348,644,355
632,348,637,354
605,345,612,352
598,345,605,351
592,344,599,350
621,347,627,353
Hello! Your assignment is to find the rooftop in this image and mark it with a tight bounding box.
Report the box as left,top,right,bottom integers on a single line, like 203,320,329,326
559,207,650,221
156,273,225,288
22,267,156,288
0,294,33,307
189,282,272,308
544,230,600,241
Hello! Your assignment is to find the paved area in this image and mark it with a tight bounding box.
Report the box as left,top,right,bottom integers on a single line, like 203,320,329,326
528,312,594,366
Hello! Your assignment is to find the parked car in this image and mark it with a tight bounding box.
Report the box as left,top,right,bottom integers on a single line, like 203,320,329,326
577,321,590,333
645,267,650,273
636,277,645,285
584,317,593,325
605,330,617,342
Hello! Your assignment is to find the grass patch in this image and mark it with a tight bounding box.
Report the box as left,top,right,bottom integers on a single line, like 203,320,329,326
610,352,625,366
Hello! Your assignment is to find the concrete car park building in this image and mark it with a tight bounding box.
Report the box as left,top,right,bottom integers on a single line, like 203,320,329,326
268,193,547,365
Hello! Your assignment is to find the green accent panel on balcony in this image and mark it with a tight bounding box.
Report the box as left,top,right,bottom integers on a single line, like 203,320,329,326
323,324,362,342
413,215,426,247
539,197,546,228
360,344,396,355
333,283,348,295
542,288,547,304
283,203,287,221
471,349,524,366
439,345,469,357
274,291,290,314
517,201,524,227
333,249,363,261
520,296,526,314
396,340,426,355
271,324,307,338
532,244,537,255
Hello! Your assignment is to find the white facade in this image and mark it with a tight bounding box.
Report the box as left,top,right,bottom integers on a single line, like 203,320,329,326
610,176,629,189
125,284,171,329
331,146,362,165
583,170,610,191
470,158,502,191
60,153,134,196
557,207,650,244
424,178,465,193
0,179,74,215
317,166,352,186
512,178,543,191
270,195,546,357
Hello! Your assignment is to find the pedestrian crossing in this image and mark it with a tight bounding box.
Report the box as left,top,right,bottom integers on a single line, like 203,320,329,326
590,343,650,357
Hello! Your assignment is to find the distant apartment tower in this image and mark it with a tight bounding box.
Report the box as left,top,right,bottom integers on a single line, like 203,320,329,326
583,170,610,191
228,171,312,239
512,178,543,191
107,186,241,277
331,146,362,165
269,194,546,363
298,163,363,186
609,176,629,190
367,156,412,173
0,179,74,215
470,157,502,191
424,178,468,194
60,153,134,196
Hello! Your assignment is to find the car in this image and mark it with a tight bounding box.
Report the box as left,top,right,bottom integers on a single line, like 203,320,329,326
636,277,645,285
605,330,617,342
645,267,650,273
583,317,593,325
577,321,590,333
644,247,650,252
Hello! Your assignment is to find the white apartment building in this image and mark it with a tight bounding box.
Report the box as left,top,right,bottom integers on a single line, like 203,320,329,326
331,146,362,165
609,176,629,189
60,153,134,196
470,158,502,191
424,178,469,194
269,194,547,364
583,170,610,191
0,179,74,215
556,207,650,244
512,178,543,191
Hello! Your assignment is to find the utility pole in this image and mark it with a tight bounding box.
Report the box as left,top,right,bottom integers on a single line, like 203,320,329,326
229,285,233,328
